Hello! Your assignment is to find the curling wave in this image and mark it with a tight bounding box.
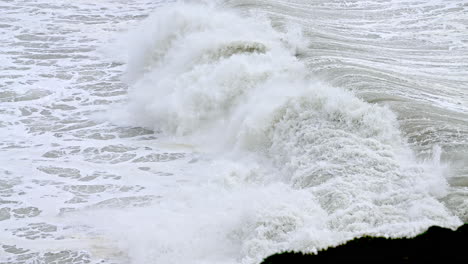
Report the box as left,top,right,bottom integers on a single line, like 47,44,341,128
109,2,461,263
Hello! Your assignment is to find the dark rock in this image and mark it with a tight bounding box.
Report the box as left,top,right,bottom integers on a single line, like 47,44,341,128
261,224,468,264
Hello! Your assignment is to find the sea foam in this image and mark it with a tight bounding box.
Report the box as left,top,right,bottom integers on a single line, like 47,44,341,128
100,2,462,263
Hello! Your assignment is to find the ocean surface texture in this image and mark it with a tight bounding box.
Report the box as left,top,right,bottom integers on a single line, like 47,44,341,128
1,0,467,263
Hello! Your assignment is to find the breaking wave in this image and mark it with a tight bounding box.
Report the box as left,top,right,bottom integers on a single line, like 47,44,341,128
103,2,461,263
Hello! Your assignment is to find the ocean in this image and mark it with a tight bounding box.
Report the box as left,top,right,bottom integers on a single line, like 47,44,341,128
0,0,467,263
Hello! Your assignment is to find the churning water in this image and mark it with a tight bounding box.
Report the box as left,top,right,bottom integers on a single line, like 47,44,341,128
1,0,467,263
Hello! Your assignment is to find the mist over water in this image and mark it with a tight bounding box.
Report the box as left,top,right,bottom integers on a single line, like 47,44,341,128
1,0,467,264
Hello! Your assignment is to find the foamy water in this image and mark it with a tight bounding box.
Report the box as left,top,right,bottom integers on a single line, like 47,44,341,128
1,0,467,263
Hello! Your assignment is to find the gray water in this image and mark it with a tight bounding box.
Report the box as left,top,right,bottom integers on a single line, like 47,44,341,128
0,0,467,263
228,0,468,218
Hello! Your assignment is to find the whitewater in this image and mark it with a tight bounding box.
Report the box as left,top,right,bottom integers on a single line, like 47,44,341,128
0,0,467,263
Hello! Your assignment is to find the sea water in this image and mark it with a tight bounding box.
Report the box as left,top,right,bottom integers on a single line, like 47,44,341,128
1,0,467,263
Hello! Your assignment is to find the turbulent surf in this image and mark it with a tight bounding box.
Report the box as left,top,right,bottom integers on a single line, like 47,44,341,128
0,0,466,264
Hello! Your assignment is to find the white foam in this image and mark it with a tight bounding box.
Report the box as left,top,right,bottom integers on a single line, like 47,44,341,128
96,2,462,263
